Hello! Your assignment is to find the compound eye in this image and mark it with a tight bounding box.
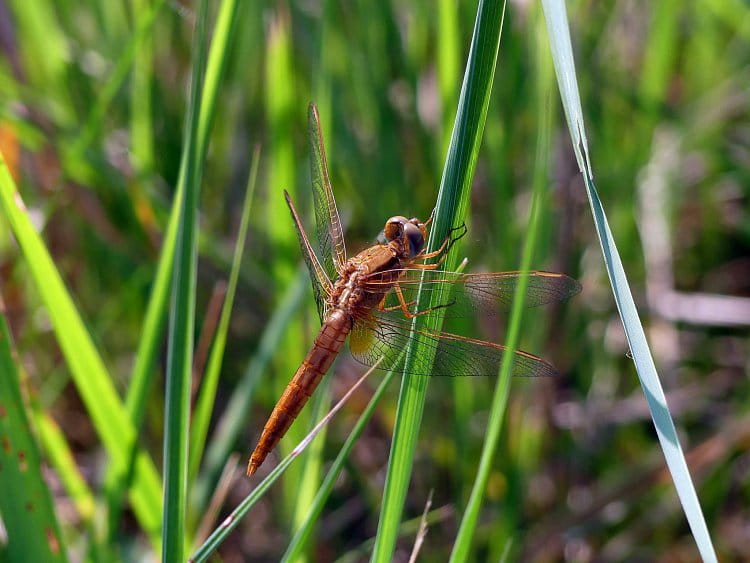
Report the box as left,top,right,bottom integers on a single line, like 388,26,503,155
384,216,408,241
404,222,424,257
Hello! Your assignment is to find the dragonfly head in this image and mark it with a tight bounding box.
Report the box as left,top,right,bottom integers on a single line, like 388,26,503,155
384,216,427,258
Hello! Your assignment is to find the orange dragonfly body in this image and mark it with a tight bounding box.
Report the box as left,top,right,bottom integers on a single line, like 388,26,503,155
246,104,580,476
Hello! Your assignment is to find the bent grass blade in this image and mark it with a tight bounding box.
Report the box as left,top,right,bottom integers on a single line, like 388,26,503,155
190,357,384,563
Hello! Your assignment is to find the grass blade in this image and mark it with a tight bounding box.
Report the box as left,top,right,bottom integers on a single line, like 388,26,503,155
541,1,718,561
450,21,553,560
161,0,210,559
189,146,260,484
0,145,162,549
371,1,506,560
106,0,242,539
0,314,67,562
190,358,384,562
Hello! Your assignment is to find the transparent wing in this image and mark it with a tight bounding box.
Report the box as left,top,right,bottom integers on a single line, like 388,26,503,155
363,270,580,318
308,103,347,280
284,190,332,323
349,311,558,377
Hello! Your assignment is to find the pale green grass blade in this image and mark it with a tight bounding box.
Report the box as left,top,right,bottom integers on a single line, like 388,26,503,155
0,153,162,549
161,0,209,559
189,146,260,485
541,1,718,561
450,31,553,561
7,0,75,127
372,1,506,560
190,359,384,563
0,314,67,562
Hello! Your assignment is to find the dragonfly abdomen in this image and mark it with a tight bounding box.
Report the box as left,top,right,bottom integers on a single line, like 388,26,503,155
247,308,352,475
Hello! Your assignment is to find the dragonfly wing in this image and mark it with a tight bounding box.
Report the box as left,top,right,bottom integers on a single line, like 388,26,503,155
284,191,332,323
308,103,347,280
349,312,558,377
365,270,580,318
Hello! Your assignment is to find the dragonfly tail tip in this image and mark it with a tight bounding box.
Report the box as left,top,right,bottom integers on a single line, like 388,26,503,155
246,460,258,477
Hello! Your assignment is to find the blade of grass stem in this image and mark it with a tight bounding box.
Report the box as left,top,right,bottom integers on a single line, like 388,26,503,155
371,1,506,560
541,1,717,560
450,44,553,563
189,146,260,485
161,0,209,559
130,0,157,173
335,506,454,563
106,0,241,538
34,411,96,523
0,314,67,562
190,358,384,563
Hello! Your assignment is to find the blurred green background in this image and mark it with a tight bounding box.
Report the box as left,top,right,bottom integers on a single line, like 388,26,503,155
0,0,748,561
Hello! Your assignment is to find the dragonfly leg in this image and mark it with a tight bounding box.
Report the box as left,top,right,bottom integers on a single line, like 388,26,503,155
389,283,455,318
416,223,468,262
379,296,417,312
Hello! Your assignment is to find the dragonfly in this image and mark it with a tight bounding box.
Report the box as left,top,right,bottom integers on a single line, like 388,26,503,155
246,103,580,476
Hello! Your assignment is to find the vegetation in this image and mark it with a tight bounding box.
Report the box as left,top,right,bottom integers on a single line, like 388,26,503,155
0,0,747,560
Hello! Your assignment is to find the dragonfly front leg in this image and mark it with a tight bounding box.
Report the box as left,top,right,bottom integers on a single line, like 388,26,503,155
412,223,468,267
380,283,454,319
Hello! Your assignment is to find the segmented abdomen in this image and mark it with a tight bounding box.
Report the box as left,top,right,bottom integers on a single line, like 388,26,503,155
247,308,352,475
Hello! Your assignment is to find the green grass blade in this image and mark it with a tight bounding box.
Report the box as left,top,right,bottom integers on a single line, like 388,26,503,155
106,0,242,537
450,27,553,561
126,0,240,436
264,7,308,520
0,151,163,549
189,146,260,485
0,314,67,562
190,359,383,562
371,1,506,561
161,0,210,559
541,1,718,561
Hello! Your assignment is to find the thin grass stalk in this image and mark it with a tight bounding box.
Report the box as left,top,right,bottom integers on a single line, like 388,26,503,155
131,0,156,174
188,145,260,486
162,1,209,559
371,1,506,560
541,1,717,560
106,0,241,537
449,57,553,563
190,359,384,562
